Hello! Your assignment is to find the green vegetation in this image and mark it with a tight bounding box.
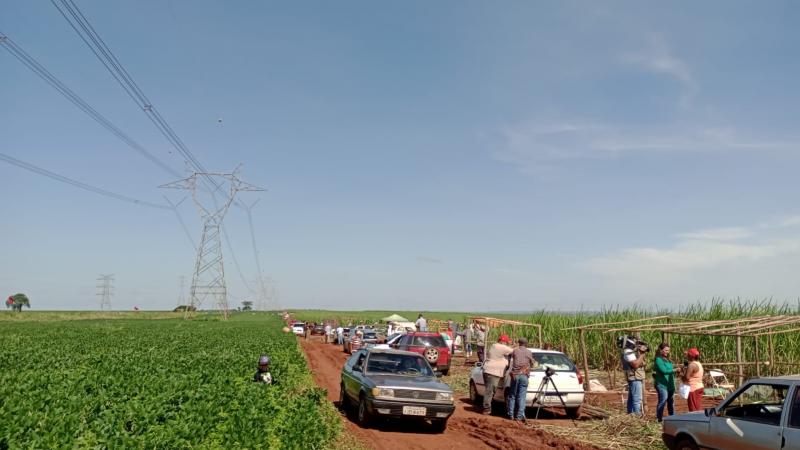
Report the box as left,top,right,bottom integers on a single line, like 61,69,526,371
292,298,800,379
5,293,30,312
0,312,340,449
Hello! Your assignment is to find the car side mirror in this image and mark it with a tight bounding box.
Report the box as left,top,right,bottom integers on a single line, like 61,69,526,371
704,407,717,417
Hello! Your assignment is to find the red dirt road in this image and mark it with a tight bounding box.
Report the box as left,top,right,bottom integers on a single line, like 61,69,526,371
300,338,601,450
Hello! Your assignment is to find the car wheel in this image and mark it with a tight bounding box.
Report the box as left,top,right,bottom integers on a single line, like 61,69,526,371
469,380,482,405
431,419,447,433
565,406,581,419
675,437,699,450
424,347,440,364
339,384,349,411
441,368,449,376
357,396,372,428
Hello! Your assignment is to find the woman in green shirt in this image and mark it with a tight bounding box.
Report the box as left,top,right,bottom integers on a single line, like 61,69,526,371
653,343,676,422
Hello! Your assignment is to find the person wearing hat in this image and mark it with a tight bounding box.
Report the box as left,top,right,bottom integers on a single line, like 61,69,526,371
507,337,537,422
475,325,487,363
682,348,704,411
481,334,514,415
253,355,273,384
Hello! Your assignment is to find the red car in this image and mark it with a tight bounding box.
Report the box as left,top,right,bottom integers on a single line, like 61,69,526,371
392,332,451,375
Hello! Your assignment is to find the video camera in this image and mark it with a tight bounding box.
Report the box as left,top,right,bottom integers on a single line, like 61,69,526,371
616,335,649,353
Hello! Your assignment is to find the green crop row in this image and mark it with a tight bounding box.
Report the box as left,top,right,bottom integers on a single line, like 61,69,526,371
0,312,340,449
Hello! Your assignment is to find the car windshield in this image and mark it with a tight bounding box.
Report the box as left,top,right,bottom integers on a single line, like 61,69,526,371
366,353,434,376
363,332,377,340
411,335,446,347
532,353,576,372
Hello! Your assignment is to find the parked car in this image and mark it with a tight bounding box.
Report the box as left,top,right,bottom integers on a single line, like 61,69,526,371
345,329,381,354
291,322,305,336
468,349,584,418
392,332,451,375
311,324,326,336
662,376,800,450
339,347,455,432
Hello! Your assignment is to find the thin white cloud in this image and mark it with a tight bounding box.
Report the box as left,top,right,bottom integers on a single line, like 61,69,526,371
580,218,800,287
493,120,792,175
676,227,753,241
621,35,698,108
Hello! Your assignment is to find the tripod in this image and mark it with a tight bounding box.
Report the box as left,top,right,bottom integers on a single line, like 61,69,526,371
530,369,571,421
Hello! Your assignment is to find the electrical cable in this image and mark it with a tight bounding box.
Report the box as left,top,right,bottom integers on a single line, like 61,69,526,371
0,32,182,178
0,152,171,210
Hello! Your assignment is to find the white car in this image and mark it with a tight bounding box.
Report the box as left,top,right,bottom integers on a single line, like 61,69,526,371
468,349,585,418
291,322,305,336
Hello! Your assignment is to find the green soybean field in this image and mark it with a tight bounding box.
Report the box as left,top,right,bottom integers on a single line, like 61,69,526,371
0,312,340,449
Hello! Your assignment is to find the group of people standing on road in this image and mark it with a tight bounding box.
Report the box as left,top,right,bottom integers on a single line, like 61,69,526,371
480,334,539,422
624,341,705,421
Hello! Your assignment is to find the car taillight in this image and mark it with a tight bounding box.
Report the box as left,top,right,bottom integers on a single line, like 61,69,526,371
576,370,583,385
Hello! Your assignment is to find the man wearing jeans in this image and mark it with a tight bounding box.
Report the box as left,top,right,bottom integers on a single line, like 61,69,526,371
622,344,647,415
507,338,537,422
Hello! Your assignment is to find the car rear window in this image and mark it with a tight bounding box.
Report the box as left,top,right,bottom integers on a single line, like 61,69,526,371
363,332,377,339
412,335,446,347
532,353,576,372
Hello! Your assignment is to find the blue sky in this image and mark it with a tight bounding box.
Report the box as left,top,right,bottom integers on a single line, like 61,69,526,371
2,1,800,311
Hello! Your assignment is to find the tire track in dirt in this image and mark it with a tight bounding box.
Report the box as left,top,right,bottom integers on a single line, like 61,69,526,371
300,337,601,450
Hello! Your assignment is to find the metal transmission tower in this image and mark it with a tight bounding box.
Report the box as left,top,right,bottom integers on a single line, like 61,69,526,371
161,169,264,319
96,274,114,311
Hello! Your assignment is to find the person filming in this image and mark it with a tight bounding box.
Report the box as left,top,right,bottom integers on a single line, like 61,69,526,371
621,338,647,416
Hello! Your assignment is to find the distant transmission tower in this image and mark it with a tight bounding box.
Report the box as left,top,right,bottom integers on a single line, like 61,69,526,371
96,274,114,311
161,168,263,319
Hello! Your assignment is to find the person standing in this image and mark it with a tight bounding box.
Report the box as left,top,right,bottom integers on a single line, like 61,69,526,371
507,338,537,422
653,343,676,422
336,325,344,345
415,314,428,332
683,348,704,412
621,340,647,416
464,324,474,358
476,325,487,363
350,330,364,353
324,323,332,343
481,334,513,415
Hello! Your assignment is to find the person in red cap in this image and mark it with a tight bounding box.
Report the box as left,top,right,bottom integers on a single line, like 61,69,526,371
682,348,704,411
481,334,514,415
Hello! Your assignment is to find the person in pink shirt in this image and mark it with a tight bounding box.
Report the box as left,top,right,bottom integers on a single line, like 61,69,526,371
683,348,704,411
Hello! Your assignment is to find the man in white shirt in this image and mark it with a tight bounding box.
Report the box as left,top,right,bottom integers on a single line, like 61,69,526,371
415,314,428,332
336,326,344,345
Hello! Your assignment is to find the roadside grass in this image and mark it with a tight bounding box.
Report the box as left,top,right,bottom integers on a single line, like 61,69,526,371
533,412,666,450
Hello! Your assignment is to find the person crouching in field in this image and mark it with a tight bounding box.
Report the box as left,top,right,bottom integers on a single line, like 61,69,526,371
253,355,273,385
683,348,704,412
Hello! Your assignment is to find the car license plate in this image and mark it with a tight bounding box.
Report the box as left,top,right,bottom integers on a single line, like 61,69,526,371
402,406,426,416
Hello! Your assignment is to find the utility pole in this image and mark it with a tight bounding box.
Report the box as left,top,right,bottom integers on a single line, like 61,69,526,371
161,167,264,319
96,274,114,311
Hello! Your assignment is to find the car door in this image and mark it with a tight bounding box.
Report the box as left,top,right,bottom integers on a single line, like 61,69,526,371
342,350,364,401
347,350,368,398
781,384,800,449
395,335,411,351
708,382,789,450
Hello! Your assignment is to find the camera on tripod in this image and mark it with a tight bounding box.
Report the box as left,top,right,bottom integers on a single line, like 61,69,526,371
616,335,649,353
543,366,556,378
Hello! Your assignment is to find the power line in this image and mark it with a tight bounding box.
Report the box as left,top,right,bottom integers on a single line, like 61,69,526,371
0,32,182,178
0,152,170,210
50,0,209,177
